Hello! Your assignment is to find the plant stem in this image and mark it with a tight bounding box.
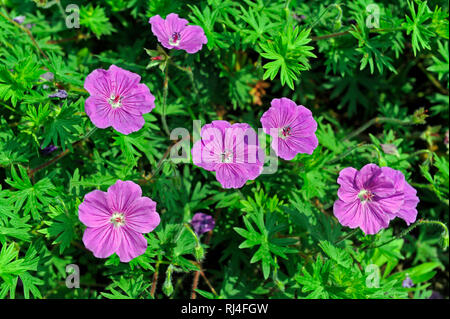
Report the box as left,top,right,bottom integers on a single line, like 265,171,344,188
150,260,160,298
343,117,413,142
28,127,98,178
328,143,379,164
161,65,171,136
335,228,359,245
366,219,449,250
0,11,48,60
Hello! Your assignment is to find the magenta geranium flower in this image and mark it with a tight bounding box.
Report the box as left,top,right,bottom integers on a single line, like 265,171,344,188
260,97,318,160
191,212,215,235
84,65,155,135
192,120,264,189
78,180,160,262
333,164,419,235
149,13,207,54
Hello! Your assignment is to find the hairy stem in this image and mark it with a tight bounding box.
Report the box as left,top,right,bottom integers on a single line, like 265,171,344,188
161,65,171,136
343,117,413,142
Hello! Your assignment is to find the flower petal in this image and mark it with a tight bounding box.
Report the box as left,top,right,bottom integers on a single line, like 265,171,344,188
215,164,248,189
337,167,359,203
85,96,112,129
107,180,142,212
82,224,122,259
179,25,208,53
125,197,160,233
78,190,111,227
116,228,148,262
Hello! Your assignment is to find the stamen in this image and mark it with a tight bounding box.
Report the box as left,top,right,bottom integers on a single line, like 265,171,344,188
278,126,292,139
110,212,125,227
108,94,122,109
358,190,374,202
169,32,181,46
221,150,233,163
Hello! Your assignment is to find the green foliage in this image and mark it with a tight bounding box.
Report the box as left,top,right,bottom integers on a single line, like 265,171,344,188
0,0,448,300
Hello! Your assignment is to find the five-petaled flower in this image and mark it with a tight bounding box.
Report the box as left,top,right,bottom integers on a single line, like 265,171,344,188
192,120,264,189
260,97,318,160
84,65,155,135
149,13,207,54
78,180,160,262
333,164,419,235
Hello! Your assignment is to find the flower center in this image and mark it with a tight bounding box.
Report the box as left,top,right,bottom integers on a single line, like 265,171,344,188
221,150,233,163
169,32,181,46
358,189,374,202
278,126,292,139
108,94,122,109
110,212,125,227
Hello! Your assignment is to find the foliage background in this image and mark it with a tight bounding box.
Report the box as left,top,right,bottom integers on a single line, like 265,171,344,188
0,0,448,299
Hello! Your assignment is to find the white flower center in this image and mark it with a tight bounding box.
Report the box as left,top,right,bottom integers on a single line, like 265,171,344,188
108,94,122,109
221,150,233,163
169,32,181,46
358,189,374,202
110,212,125,227
278,126,292,139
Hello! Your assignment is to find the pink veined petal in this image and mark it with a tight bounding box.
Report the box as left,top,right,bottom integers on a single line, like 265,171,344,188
333,199,362,229
337,167,360,203
191,140,217,171
285,134,318,155
124,197,161,233
78,190,111,227
215,164,248,189
107,65,141,98
356,164,396,198
149,15,171,48
359,202,392,235
178,25,208,54
165,13,188,34
110,110,145,135
107,180,142,213
82,224,122,259
116,227,148,262
122,83,155,115
85,96,112,129
395,182,419,225
201,125,225,159
273,138,298,160
290,111,318,137
84,69,110,97
269,98,300,129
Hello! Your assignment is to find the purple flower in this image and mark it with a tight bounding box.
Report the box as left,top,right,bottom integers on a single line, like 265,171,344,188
381,143,399,156
78,180,160,262
13,16,25,24
48,89,68,99
260,97,318,160
40,144,58,155
149,13,207,54
84,65,155,135
191,213,215,235
333,164,419,235
402,276,414,288
192,120,264,189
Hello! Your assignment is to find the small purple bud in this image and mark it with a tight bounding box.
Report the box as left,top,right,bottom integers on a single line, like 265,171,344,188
13,16,25,24
191,213,215,235
48,90,68,99
381,143,399,156
40,144,58,155
25,23,35,29
402,276,414,288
